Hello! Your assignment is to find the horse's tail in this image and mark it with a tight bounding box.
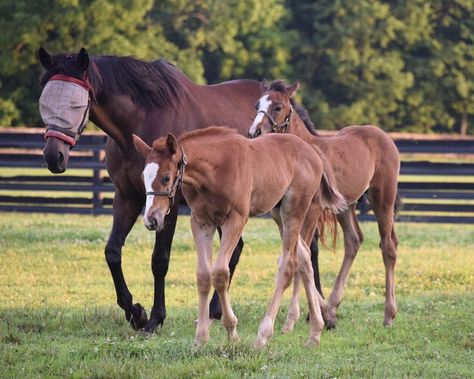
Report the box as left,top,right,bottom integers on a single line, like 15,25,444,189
317,163,346,252
394,193,403,216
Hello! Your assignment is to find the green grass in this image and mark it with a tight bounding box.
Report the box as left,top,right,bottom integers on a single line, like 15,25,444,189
0,214,473,378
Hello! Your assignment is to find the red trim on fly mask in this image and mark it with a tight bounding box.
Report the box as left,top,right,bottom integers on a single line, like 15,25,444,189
44,129,77,147
49,74,92,92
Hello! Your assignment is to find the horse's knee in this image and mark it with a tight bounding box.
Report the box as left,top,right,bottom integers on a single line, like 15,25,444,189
196,268,211,293
380,238,397,263
105,245,121,267
152,255,170,278
212,267,230,292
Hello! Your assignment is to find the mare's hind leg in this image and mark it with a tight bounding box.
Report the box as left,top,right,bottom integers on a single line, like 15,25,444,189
326,204,363,328
367,188,398,326
208,228,244,320
190,215,216,348
212,213,246,341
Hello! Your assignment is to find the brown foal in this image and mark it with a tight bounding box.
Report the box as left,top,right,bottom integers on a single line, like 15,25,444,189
249,80,400,329
133,127,345,347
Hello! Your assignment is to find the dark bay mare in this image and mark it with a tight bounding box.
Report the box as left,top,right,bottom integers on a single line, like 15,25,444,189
37,47,322,333
249,80,401,328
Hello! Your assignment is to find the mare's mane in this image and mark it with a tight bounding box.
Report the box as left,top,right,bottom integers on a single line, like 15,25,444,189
269,80,319,136
40,54,187,109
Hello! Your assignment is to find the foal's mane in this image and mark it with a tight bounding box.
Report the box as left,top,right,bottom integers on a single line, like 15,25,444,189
179,126,238,143
269,80,319,136
41,54,187,109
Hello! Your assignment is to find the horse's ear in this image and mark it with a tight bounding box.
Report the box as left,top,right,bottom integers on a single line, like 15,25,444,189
132,134,152,158
38,47,54,69
166,133,178,156
77,47,89,71
285,81,300,98
260,79,270,93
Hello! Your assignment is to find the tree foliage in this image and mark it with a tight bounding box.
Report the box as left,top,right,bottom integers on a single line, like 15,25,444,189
0,0,472,134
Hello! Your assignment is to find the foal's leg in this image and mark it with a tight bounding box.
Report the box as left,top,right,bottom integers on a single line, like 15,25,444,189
326,204,363,328
256,207,305,347
212,213,246,341
282,206,328,333
368,188,398,326
296,237,324,346
208,228,244,320
190,215,216,347
105,191,147,330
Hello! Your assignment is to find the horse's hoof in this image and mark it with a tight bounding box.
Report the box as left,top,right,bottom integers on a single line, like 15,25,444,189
254,338,267,349
129,303,148,330
142,318,163,334
281,321,295,334
304,336,320,347
325,318,337,329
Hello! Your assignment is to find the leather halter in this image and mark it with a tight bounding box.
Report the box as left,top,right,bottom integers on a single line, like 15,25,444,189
146,146,188,215
43,74,92,148
258,105,293,133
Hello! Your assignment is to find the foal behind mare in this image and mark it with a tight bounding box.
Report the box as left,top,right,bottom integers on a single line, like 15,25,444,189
133,127,345,347
249,80,400,329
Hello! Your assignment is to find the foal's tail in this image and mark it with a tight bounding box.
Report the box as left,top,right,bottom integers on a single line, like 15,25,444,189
317,163,347,252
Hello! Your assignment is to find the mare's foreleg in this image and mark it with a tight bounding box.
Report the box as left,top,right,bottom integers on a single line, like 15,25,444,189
105,192,147,330
208,228,244,320
191,215,216,348
143,199,180,333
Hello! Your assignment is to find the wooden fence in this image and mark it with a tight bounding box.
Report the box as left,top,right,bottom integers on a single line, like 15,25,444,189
0,129,473,223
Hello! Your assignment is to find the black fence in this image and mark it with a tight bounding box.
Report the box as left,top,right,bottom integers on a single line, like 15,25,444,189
1,129,473,223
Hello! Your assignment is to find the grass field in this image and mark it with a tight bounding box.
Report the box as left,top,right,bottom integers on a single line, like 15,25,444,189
1,213,473,378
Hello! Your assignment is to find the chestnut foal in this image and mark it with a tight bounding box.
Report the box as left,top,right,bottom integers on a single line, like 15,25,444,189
133,127,345,347
249,80,401,329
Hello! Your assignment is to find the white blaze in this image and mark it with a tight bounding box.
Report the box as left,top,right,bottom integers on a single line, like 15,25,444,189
143,162,159,218
249,95,272,136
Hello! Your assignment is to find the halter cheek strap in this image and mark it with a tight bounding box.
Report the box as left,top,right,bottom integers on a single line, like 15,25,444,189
146,147,188,215
258,106,293,133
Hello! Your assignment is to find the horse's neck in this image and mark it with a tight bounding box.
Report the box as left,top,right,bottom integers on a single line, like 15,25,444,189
90,104,128,149
179,139,217,190
290,116,318,144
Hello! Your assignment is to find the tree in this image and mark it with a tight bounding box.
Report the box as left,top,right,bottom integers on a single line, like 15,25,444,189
287,0,414,131
0,0,203,126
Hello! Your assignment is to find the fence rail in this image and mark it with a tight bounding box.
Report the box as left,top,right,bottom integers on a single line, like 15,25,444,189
1,129,473,223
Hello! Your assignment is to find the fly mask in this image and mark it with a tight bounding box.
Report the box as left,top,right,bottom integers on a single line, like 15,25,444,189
39,75,91,147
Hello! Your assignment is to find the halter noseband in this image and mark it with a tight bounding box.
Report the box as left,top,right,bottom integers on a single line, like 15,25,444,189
43,74,92,148
258,105,293,133
146,146,188,215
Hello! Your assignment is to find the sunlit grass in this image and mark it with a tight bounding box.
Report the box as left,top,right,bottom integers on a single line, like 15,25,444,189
0,213,473,378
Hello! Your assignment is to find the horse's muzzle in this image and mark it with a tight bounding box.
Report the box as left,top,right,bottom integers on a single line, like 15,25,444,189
43,136,70,173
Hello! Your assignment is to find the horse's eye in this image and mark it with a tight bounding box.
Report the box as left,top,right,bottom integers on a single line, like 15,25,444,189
254,103,259,110
162,175,170,185
274,105,282,112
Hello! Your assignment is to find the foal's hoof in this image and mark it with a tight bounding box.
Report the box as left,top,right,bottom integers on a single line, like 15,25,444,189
281,320,296,334
127,303,148,330
304,336,320,348
325,318,337,329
